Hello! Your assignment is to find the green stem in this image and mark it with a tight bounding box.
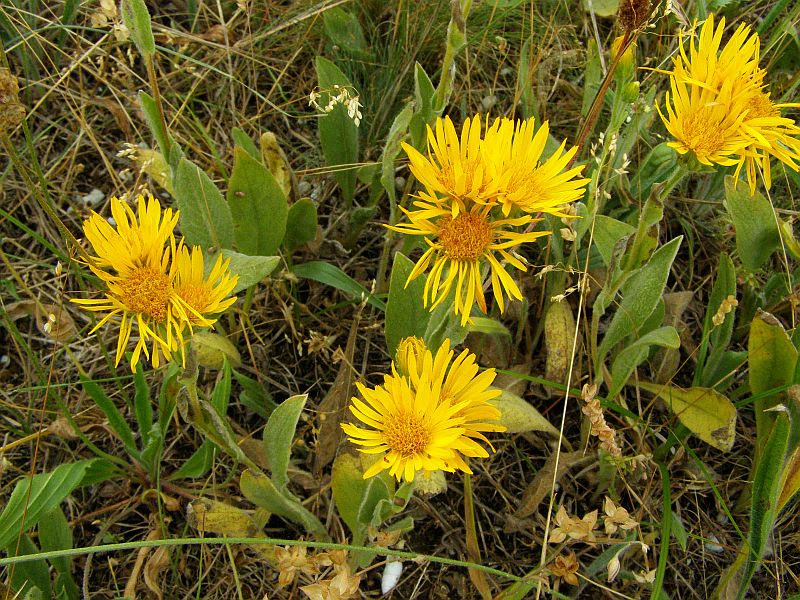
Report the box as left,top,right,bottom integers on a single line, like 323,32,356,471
653,462,672,599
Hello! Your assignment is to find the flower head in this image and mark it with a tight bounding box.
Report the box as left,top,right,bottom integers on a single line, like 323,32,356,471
72,194,238,371
659,14,800,192
0,67,25,132
172,245,238,329
72,194,184,370
341,342,504,482
396,114,588,324
401,115,498,208
481,117,590,216
390,200,547,325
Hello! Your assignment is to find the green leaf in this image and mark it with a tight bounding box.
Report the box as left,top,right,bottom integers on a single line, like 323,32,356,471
293,261,385,310
409,62,435,148
0,460,96,547
488,390,560,436
331,454,391,546
517,36,539,120
380,104,413,207
583,0,619,16
608,326,680,400
211,360,232,413
385,252,431,357
322,7,368,56
231,127,260,161
139,92,180,165
633,143,679,202
220,250,280,294
740,413,791,598
5,535,51,597
314,57,359,203
80,377,139,460
700,253,737,386
263,394,307,490
593,215,635,268
120,0,155,58
724,176,781,272
227,147,289,256
38,507,73,575
192,331,241,370
284,198,318,252
233,370,277,418
670,510,688,552
424,300,468,352
468,317,511,337
636,382,737,451
622,195,665,274
170,442,215,480
749,310,798,441
597,236,682,367
173,158,235,250
240,470,328,540
582,39,603,117
133,362,153,445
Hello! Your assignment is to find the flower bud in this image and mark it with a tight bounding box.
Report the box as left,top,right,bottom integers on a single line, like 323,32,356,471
192,331,241,370
395,336,427,377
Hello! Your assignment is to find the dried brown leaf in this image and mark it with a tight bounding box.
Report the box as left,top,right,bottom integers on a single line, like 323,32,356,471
313,304,363,475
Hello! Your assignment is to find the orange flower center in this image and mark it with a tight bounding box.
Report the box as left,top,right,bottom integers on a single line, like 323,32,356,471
118,267,171,321
439,213,493,261
745,92,778,120
178,283,211,316
384,412,431,458
682,108,725,156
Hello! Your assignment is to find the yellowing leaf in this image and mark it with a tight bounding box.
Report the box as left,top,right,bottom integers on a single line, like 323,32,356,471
544,300,576,395
488,390,559,436
636,382,736,451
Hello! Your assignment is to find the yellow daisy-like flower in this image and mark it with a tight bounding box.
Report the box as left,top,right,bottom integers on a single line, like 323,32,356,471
341,344,504,482
660,14,800,192
405,339,505,472
658,76,752,167
481,117,590,216
72,194,184,370
670,14,762,93
172,245,239,329
737,89,800,193
390,199,547,326
401,115,498,209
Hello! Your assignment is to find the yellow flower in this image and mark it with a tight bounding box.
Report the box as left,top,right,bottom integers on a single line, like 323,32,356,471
481,117,590,216
670,15,762,93
172,245,238,329
406,339,505,473
341,342,504,482
737,89,800,193
401,115,498,209
658,75,752,168
395,335,427,376
72,194,184,370
390,199,547,325
660,14,800,192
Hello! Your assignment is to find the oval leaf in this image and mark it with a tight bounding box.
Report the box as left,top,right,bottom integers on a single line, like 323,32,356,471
636,382,737,451
488,390,559,436
227,147,288,257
